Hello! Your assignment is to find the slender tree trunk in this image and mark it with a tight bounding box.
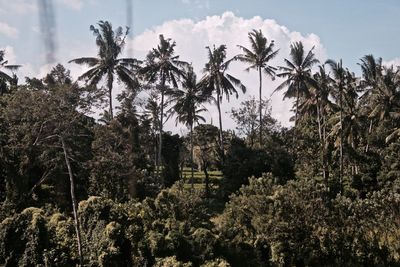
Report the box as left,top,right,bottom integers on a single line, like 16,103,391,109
250,123,255,148
216,89,225,162
158,77,166,183
323,112,329,181
60,136,83,266
259,67,263,145
295,86,300,127
203,160,210,198
107,72,114,119
316,97,327,184
154,135,158,176
339,88,344,193
351,137,357,176
365,119,373,153
108,88,113,119
293,85,300,147
190,124,194,189
316,98,323,141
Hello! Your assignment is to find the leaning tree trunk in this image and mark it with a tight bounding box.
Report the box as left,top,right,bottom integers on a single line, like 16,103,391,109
216,89,225,162
365,119,373,153
60,136,83,266
259,68,263,145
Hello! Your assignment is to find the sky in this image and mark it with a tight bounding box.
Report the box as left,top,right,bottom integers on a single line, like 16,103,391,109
1,0,400,133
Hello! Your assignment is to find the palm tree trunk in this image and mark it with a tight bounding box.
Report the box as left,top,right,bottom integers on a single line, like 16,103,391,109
108,89,113,119
292,85,300,146
216,89,225,162
365,119,373,153
295,85,300,127
159,90,164,183
203,160,210,198
339,89,344,193
154,134,158,175
316,97,327,184
158,76,166,183
316,98,322,141
351,139,356,177
259,68,263,145
190,124,194,189
323,112,329,182
60,136,83,266
107,72,114,119
250,122,255,148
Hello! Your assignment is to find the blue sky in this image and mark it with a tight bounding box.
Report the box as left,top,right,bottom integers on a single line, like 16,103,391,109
2,0,399,69
1,0,400,130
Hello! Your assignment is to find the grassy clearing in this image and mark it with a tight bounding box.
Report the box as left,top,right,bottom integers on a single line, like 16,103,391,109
180,167,222,190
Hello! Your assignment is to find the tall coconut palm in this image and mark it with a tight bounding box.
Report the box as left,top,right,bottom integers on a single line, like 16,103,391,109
199,45,246,159
358,54,383,152
169,67,207,187
297,72,329,182
326,59,350,192
275,41,319,127
236,29,279,144
313,65,335,182
370,66,400,143
69,21,140,119
141,35,189,178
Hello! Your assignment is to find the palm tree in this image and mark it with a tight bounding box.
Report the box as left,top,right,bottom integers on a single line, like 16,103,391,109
313,65,335,182
329,70,363,181
199,45,246,159
236,29,279,144
141,34,189,178
358,54,383,152
275,41,319,127
326,59,352,192
369,66,400,144
0,50,21,94
69,21,140,119
141,92,161,172
169,67,207,187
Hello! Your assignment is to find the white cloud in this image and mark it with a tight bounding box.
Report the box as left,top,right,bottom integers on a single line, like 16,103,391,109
0,46,34,83
1,46,17,64
127,11,327,131
383,57,400,68
0,22,18,38
0,0,36,14
8,11,327,132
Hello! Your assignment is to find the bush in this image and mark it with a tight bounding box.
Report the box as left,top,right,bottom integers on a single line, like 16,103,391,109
217,174,400,266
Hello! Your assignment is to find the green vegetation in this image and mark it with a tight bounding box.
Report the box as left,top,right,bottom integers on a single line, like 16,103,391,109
1,21,400,266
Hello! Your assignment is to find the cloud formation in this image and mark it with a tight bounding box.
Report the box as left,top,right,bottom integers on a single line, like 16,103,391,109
128,12,327,131
8,11,327,133
0,22,18,38
383,57,400,68
0,0,36,14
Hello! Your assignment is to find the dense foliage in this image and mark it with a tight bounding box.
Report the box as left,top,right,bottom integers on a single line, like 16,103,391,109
1,21,400,266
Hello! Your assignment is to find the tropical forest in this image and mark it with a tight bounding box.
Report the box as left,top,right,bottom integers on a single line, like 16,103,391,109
1,13,400,267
